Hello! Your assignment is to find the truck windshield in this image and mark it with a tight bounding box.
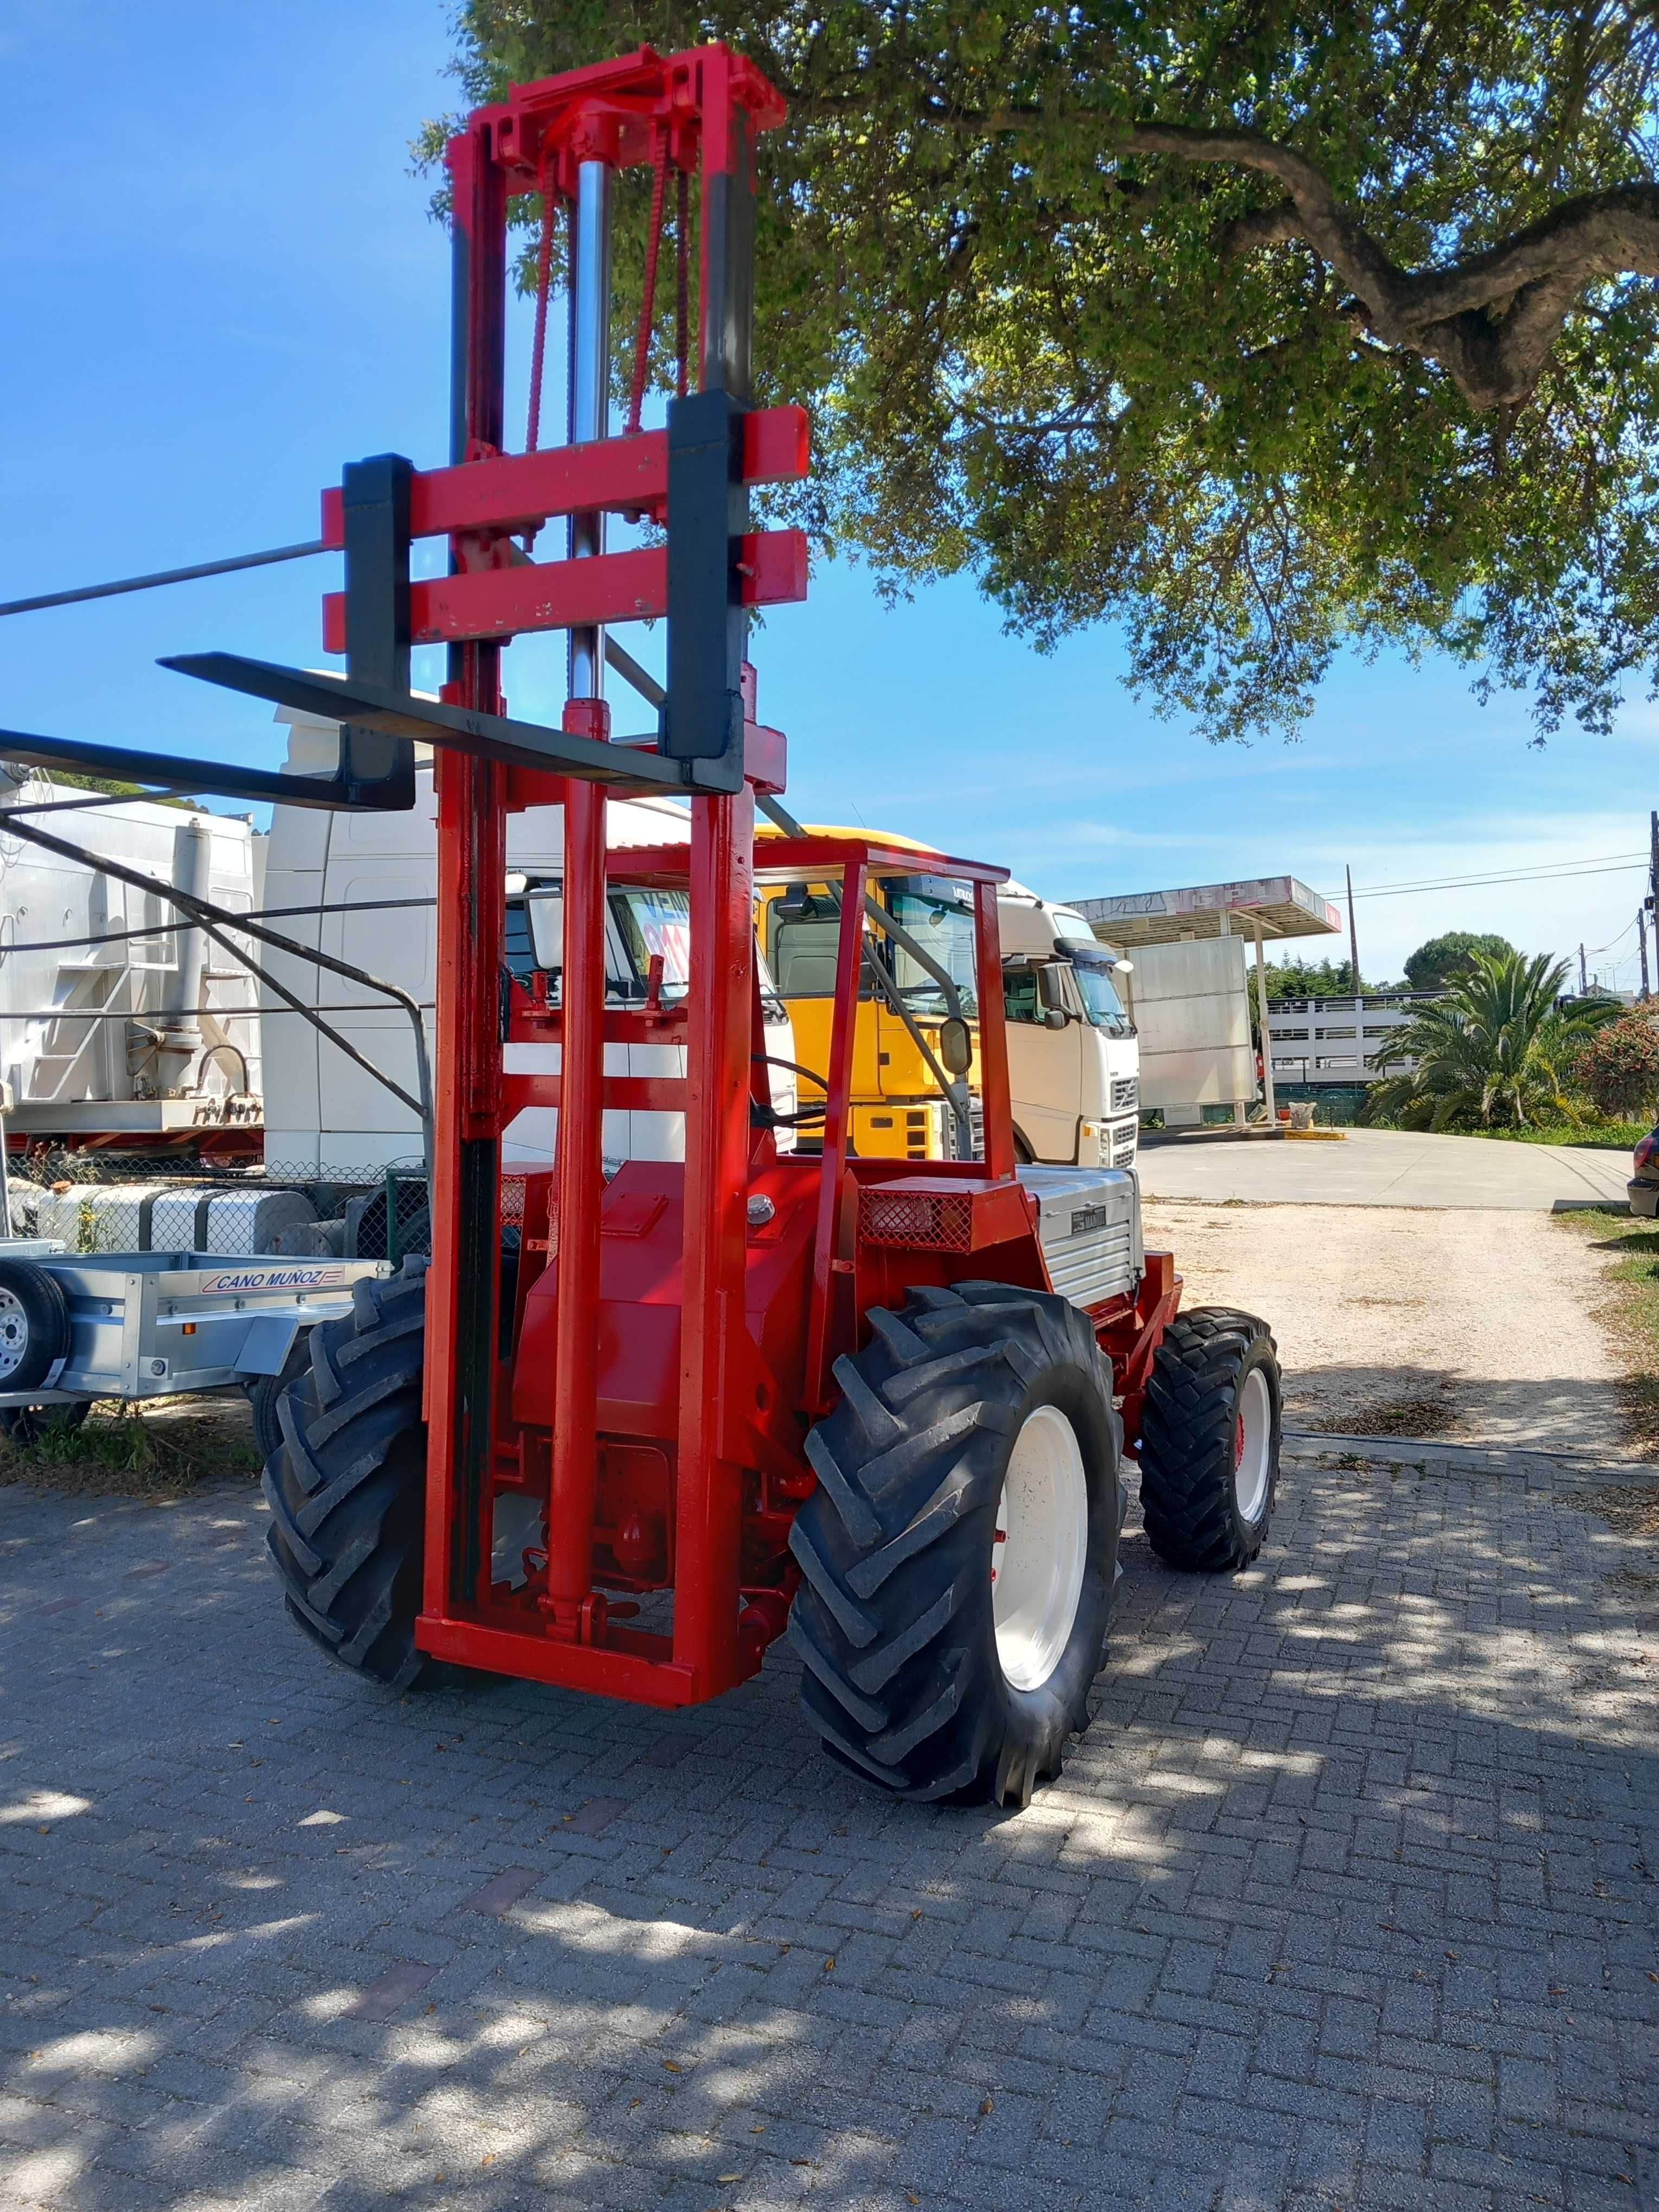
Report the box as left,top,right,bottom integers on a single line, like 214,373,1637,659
511,883,787,1021
611,886,692,1001
1059,941,1130,1033
885,878,979,1017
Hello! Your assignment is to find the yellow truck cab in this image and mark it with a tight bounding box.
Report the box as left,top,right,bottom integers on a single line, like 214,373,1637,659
756,828,1140,1168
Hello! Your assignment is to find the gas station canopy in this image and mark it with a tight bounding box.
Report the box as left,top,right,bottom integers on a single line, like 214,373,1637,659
1069,875,1343,949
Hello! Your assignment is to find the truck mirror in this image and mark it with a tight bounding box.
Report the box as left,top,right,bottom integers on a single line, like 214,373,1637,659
1037,963,1070,1015
938,1016,973,1077
527,883,564,970
1042,1006,1068,1030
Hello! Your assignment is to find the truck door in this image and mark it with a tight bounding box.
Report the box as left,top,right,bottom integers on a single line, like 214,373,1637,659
1002,960,1083,1161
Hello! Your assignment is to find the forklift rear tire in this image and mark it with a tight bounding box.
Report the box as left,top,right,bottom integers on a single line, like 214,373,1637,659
1137,1308,1281,1572
262,1259,451,1692
247,1333,311,1465
789,1283,1124,1808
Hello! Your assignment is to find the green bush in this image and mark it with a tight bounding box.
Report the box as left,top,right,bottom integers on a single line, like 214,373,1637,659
1568,1013,1659,1123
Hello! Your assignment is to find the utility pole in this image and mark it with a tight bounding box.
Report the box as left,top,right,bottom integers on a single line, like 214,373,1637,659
1641,909,1651,1001
1345,864,1362,996
1579,942,1589,994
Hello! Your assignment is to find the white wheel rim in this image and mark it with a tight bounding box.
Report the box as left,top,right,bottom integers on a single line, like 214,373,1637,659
0,1288,27,1381
992,1404,1088,1693
1233,1365,1272,1523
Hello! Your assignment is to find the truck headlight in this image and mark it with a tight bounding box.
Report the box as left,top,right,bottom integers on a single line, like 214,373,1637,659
1079,1119,1108,1164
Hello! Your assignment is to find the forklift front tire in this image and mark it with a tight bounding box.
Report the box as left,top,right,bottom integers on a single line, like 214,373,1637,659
262,1259,455,1692
789,1283,1123,1809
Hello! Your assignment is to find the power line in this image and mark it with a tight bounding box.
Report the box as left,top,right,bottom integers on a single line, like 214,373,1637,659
1332,849,1645,897
1584,913,1641,956
1330,859,1645,902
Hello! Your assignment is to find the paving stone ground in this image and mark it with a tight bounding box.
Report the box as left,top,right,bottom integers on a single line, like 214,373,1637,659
1,1440,1655,2212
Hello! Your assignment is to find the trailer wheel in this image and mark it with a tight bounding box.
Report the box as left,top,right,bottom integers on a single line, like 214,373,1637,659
1137,1308,1281,1572
0,1400,90,1448
789,1283,1124,1808
262,1259,451,1691
0,1260,70,1394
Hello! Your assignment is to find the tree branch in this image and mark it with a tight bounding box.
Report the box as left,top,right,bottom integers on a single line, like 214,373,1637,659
1120,121,1659,407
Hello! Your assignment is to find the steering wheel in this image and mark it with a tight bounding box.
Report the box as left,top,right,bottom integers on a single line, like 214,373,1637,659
751,1052,829,1127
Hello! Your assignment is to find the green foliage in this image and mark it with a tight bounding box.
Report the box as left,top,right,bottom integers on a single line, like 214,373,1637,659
1569,1011,1659,1121
433,5,1659,743
1362,948,1618,1129
3,767,198,811
1402,930,1518,992
1258,955,1355,1000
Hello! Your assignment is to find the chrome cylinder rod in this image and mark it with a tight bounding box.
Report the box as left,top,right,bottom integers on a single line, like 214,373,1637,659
567,157,613,701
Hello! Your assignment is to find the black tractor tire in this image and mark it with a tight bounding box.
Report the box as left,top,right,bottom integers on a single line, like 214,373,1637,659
262,1258,452,1691
0,1399,91,1448
1137,1307,1281,1573
0,1260,70,1394
789,1282,1125,1808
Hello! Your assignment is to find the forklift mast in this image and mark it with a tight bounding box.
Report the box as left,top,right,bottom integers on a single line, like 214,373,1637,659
424,48,808,1691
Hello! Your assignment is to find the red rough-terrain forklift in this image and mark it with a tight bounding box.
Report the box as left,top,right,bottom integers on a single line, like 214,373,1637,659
10,45,1282,1805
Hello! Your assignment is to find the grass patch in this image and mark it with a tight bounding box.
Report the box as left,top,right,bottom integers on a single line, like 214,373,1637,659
1445,1122,1648,1150
1557,1208,1659,1455
0,1396,261,1500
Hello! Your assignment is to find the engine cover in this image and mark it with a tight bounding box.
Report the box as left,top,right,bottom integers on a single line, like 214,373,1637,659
1016,1165,1143,1311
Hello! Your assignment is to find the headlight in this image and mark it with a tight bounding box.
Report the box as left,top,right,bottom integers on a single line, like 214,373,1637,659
1079,1118,1108,1163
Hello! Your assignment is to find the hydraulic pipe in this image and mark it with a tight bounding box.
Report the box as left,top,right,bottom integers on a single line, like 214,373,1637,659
567,159,612,702
547,153,613,1638
160,816,212,1091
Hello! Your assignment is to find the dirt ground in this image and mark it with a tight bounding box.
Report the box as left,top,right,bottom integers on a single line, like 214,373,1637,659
1142,1197,1635,1458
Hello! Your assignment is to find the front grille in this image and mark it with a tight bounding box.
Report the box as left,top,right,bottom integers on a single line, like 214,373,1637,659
943,1097,983,1163
859,1187,975,1252
1043,1220,1137,1308
1111,1126,1137,1167
1110,1075,1139,1111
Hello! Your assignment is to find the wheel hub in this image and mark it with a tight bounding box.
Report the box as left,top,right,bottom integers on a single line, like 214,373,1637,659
0,1287,28,1381
992,1403,1088,1693
1233,1365,1272,1523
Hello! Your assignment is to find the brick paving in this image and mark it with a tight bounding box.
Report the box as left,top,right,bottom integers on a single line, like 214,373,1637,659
0,1438,1655,2211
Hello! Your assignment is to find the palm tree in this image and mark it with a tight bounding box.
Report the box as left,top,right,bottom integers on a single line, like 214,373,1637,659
1362,950,1618,1130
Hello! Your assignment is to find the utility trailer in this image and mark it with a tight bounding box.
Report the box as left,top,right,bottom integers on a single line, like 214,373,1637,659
0,1241,388,1448
3,41,1282,1805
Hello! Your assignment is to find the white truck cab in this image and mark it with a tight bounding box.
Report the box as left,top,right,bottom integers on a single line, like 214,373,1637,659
998,884,1139,1170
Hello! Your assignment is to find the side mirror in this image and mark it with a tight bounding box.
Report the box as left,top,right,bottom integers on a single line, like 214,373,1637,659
526,883,564,971
1037,962,1070,1016
938,1016,973,1077
1042,1006,1068,1030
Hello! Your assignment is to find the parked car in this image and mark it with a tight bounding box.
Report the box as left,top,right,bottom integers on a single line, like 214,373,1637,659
1629,1122,1659,1216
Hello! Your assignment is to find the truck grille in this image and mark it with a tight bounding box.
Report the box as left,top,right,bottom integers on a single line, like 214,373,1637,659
944,1097,983,1162
1110,1075,1139,1111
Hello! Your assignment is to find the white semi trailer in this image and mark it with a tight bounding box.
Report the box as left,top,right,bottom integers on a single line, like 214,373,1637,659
258,709,797,1174
0,766,263,1150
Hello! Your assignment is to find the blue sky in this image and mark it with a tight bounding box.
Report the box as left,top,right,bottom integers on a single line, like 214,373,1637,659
2,2,1651,991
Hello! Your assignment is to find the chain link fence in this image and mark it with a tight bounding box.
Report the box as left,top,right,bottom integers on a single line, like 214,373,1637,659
4,1152,434,1261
